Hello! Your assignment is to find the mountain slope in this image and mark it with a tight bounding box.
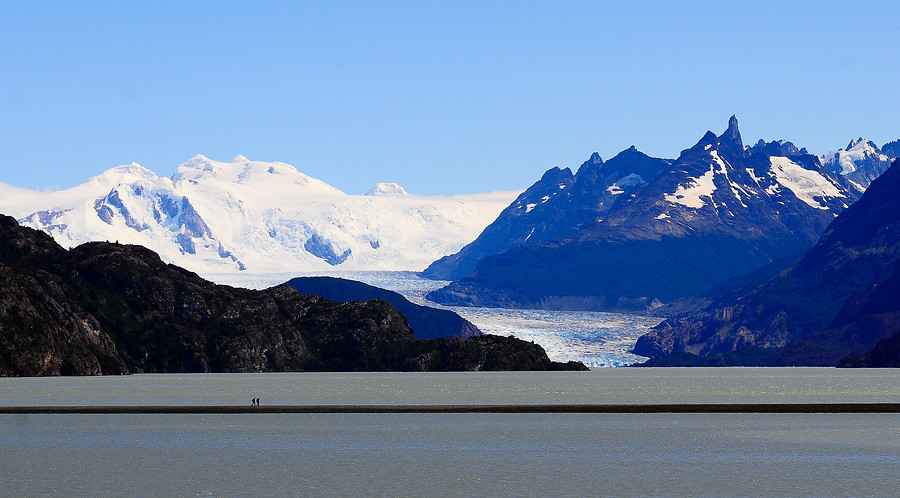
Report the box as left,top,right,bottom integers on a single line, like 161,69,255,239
423,147,672,280
0,215,584,375
427,116,857,311
2,155,518,277
634,159,900,366
283,276,481,340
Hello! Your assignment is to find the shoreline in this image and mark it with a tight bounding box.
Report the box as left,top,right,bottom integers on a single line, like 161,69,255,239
3,403,899,414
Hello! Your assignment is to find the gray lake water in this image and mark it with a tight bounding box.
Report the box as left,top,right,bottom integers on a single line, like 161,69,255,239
3,369,899,496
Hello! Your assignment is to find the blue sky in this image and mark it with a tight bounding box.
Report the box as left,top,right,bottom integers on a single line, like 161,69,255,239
1,1,898,195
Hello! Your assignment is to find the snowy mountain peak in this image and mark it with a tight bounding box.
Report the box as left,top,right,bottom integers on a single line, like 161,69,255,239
820,138,889,178
365,183,408,196
88,163,161,188
172,155,216,181
11,155,519,276
846,137,873,150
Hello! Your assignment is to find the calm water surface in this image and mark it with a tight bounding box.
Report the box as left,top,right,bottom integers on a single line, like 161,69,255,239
2,368,899,406
2,369,899,496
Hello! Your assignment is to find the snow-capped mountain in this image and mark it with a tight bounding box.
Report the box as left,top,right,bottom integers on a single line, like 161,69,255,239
634,157,900,366
423,147,673,280
820,138,894,192
1,155,519,276
426,116,860,311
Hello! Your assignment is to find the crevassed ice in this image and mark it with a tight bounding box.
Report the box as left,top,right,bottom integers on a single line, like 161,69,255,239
769,157,844,210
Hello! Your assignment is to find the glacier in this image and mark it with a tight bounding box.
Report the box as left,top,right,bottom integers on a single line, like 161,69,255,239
1,155,520,275
212,270,661,368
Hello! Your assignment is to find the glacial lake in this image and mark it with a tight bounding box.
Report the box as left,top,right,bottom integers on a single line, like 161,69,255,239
3,369,899,496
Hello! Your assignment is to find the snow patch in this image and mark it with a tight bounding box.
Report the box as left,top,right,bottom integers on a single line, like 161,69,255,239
524,227,535,242
606,173,644,196
746,168,765,185
664,165,717,209
709,150,748,208
769,157,844,210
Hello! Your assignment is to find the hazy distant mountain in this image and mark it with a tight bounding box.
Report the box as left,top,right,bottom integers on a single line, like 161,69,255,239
820,138,894,193
881,139,900,159
1,155,518,276
427,116,858,311
635,159,900,366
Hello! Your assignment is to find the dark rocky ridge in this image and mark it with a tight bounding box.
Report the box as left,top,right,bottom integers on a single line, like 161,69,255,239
882,139,900,159
634,159,900,366
427,116,855,311
0,215,585,375
423,147,672,281
839,330,900,368
283,276,481,340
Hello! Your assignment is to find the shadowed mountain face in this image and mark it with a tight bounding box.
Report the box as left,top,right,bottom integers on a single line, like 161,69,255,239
423,147,672,281
427,116,856,311
283,276,481,340
634,159,900,366
0,215,585,375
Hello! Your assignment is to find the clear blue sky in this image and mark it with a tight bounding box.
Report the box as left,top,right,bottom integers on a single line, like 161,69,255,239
2,1,898,195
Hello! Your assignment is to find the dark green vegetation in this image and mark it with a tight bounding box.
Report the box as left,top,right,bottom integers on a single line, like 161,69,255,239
283,276,481,339
635,159,900,366
0,216,585,375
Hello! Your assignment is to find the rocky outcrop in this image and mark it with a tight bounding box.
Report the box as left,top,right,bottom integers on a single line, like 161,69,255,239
284,276,481,340
839,330,900,368
634,159,900,366
0,215,584,375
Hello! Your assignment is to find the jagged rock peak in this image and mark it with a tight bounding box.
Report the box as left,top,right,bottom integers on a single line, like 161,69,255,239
541,166,574,182
694,130,718,149
719,114,743,151
589,152,603,164
749,139,807,157
882,140,900,158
